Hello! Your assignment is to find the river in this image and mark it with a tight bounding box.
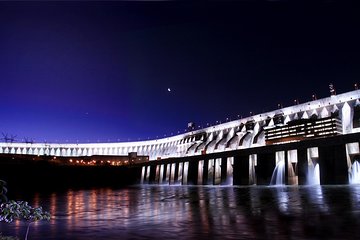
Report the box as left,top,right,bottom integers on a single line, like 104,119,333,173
1,185,360,239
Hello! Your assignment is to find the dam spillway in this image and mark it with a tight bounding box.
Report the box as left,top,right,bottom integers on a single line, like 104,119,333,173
2,89,360,186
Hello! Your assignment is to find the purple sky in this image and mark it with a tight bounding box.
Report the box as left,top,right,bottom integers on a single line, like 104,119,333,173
1,1,360,143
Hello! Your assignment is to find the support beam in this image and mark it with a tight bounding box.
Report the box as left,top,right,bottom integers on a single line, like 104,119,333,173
170,163,176,184
140,166,146,184
165,164,171,184
155,165,160,183
174,162,179,184
207,159,214,185
149,165,157,184
177,162,183,184
145,165,151,183
220,157,228,185
203,159,209,185
214,158,222,185
182,162,189,185
159,164,164,184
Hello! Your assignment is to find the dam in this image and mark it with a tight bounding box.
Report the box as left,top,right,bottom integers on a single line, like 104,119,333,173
1,88,360,186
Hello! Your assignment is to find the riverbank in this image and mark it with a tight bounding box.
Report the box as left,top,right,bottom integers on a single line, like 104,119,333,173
0,154,141,196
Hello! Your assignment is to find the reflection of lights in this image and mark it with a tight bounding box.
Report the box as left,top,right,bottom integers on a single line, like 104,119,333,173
306,185,329,212
273,188,289,214
350,185,360,210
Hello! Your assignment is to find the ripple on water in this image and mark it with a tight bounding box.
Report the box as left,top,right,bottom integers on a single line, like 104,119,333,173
1,185,360,239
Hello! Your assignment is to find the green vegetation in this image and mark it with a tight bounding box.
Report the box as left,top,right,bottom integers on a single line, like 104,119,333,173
0,233,19,240
0,180,50,240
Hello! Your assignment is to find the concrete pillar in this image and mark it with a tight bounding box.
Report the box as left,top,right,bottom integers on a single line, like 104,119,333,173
149,165,157,184
256,152,275,185
159,164,164,184
214,158,222,185
140,166,146,184
177,162,183,184
170,163,176,184
287,150,298,185
145,165,151,183
165,164,171,184
202,159,209,185
318,144,348,184
154,165,160,184
198,160,204,185
249,154,257,185
233,155,250,185
207,159,214,185
182,162,189,185
220,157,228,185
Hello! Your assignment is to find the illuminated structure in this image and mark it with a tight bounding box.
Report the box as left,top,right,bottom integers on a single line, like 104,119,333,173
1,89,359,159
1,89,360,185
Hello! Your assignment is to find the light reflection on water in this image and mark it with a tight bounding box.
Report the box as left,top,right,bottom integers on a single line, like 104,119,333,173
1,185,360,239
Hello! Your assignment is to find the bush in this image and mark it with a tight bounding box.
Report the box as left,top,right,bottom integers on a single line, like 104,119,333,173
0,200,51,223
0,233,19,240
0,180,51,240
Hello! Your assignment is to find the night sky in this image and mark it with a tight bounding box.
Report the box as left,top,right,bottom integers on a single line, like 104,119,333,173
1,1,359,143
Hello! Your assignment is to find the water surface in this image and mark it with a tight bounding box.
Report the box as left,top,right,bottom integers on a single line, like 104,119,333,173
1,185,360,239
